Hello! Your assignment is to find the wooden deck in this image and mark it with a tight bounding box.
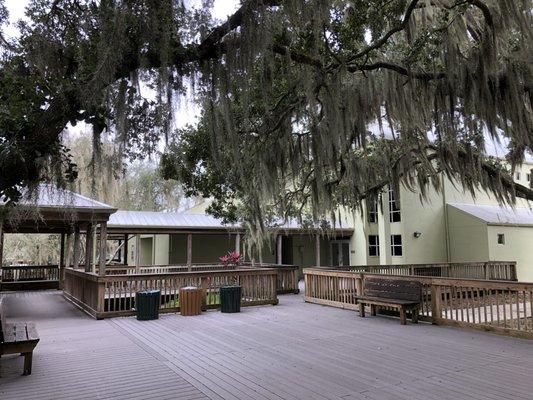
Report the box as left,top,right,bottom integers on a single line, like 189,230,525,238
1,286,532,400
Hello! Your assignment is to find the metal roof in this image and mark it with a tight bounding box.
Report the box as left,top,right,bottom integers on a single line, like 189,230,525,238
1,184,116,212
108,210,237,229
448,203,533,226
108,210,354,232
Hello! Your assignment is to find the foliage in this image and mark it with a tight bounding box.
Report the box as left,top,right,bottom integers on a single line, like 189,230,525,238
0,0,532,246
3,132,183,265
66,132,183,211
219,251,243,266
3,233,61,265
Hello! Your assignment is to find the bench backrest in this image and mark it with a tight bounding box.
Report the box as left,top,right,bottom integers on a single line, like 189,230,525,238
363,278,421,302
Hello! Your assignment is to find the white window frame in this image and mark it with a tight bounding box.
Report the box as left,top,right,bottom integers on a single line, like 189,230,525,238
388,187,401,223
390,234,403,257
368,235,380,257
367,200,378,224
497,233,505,245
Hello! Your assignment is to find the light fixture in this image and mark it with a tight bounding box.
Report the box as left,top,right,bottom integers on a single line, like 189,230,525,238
413,231,422,238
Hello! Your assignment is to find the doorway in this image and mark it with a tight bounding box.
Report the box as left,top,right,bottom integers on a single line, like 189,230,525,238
330,240,350,266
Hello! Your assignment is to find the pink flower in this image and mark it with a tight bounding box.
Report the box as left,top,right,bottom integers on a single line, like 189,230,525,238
229,251,243,264
220,255,230,265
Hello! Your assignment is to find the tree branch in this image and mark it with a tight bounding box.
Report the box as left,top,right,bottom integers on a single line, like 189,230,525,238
347,0,421,63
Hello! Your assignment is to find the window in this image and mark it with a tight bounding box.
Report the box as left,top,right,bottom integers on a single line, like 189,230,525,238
367,200,378,223
527,173,531,182
368,235,380,256
391,235,403,256
515,172,521,180
388,187,401,222
497,233,505,245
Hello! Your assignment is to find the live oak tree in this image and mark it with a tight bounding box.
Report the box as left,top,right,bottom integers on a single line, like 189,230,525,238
1,0,532,240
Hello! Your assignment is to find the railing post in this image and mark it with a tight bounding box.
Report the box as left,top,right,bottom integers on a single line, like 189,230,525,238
484,263,490,280
59,232,66,289
96,277,105,319
431,285,442,324
355,274,363,298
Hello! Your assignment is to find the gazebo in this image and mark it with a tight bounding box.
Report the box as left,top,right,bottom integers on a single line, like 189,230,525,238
0,184,117,290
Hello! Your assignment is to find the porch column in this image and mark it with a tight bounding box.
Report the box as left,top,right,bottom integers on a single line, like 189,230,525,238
315,234,321,267
59,232,65,288
123,234,129,265
186,233,192,268
276,234,283,265
64,233,72,268
92,227,98,273
73,226,81,269
235,233,241,254
85,223,94,272
135,234,140,273
98,222,107,277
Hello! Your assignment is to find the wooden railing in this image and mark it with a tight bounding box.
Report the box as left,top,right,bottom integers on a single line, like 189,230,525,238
101,263,300,294
320,261,517,281
1,265,60,291
103,264,236,275
304,268,533,339
64,267,279,319
239,264,300,294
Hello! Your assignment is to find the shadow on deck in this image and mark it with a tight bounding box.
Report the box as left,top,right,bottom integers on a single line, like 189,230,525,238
1,288,532,400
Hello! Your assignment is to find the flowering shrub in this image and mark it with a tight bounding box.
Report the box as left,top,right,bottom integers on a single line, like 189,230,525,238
220,251,243,266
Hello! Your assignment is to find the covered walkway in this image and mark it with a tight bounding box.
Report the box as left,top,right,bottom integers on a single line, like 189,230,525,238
1,289,532,400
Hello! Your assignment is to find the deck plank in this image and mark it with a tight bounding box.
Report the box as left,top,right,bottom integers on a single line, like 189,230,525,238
1,288,533,400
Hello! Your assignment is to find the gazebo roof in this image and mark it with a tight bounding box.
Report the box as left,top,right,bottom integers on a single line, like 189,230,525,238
1,184,117,233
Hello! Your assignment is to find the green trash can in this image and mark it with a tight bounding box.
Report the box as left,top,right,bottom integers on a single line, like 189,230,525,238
135,290,161,320
220,285,242,313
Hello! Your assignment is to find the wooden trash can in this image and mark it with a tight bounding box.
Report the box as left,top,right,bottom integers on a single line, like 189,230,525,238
179,286,203,316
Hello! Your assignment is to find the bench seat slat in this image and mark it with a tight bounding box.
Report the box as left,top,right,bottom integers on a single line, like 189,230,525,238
26,322,39,341
14,322,29,342
3,322,16,343
355,296,419,306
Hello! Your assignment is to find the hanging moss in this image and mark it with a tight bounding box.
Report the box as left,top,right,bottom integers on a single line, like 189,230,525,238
1,0,532,248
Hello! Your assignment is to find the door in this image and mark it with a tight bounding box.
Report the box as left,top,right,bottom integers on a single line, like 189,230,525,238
281,236,293,265
330,240,350,266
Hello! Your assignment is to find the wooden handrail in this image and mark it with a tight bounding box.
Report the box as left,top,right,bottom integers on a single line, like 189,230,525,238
95,263,300,294
64,267,279,319
303,268,533,339
312,261,517,281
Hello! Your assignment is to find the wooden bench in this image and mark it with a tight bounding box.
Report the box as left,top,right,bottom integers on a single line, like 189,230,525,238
0,298,40,375
355,278,421,325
